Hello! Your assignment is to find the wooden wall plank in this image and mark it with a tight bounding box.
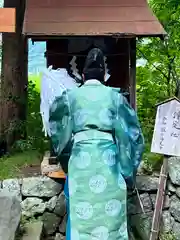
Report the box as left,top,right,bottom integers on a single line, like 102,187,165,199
0,8,15,33
25,7,155,23
23,21,164,36
26,0,146,8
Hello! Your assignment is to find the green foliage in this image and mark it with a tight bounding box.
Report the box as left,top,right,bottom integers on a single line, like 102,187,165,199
12,75,48,153
137,0,180,167
28,73,41,91
137,66,168,143
0,150,42,179
160,232,176,240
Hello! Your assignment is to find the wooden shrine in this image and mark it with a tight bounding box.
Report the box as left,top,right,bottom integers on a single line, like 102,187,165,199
23,0,165,178
1,0,166,178
23,0,165,109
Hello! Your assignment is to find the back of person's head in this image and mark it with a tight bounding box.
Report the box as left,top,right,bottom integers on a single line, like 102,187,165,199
83,48,105,83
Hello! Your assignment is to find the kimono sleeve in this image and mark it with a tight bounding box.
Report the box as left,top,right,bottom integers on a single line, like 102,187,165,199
49,91,72,157
114,94,144,186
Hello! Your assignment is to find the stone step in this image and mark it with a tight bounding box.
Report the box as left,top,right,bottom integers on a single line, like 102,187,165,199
41,152,66,179
22,221,43,240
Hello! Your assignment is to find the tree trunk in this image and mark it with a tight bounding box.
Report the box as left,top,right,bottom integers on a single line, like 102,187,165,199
0,0,27,150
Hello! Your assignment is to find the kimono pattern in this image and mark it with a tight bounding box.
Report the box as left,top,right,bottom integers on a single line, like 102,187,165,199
49,80,144,240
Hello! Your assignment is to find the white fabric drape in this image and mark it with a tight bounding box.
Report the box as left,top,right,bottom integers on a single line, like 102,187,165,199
40,67,78,136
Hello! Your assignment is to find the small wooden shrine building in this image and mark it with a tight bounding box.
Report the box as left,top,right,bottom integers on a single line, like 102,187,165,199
22,0,165,109
0,0,165,177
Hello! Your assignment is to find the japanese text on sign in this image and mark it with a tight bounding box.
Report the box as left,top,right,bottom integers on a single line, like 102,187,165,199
151,98,180,156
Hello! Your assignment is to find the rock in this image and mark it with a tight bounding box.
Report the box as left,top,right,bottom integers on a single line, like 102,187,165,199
59,214,67,234
128,229,137,240
150,194,156,209
175,188,180,198
164,195,171,210
22,176,62,197
2,178,22,201
170,195,180,222
22,221,43,240
21,197,46,217
54,233,65,240
161,211,174,233
168,157,180,185
136,176,159,191
128,193,152,215
46,196,58,212
150,194,170,210
42,212,61,235
0,190,21,240
54,192,66,217
130,212,153,240
167,182,176,193
172,221,180,239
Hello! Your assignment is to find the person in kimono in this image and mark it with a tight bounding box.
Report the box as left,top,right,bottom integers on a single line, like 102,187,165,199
49,48,144,239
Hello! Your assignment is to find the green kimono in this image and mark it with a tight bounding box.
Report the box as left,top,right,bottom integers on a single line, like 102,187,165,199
49,80,144,240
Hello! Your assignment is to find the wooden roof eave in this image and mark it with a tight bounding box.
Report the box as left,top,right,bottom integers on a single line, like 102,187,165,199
23,0,166,37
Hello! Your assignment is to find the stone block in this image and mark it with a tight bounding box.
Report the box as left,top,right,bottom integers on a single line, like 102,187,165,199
21,197,46,217
0,190,21,240
22,221,43,240
22,176,62,197
42,212,61,235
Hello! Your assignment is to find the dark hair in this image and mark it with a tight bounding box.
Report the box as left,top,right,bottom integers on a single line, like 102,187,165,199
83,48,105,82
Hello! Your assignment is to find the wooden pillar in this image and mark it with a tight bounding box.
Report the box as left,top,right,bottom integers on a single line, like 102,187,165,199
0,0,28,149
129,38,136,110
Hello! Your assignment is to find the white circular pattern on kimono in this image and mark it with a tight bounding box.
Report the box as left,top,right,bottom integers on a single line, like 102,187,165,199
69,178,77,196
89,175,107,194
103,149,116,167
75,151,91,169
71,228,80,240
74,110,87,126
61,116,68,128
98,109,111,126
119,144,131,159
119,222,127,235
120,118,127,132
118,222,128,238
75,202,93,220
91,226,109,240
135,150,141,159
117,173,126,190
105,199,122,217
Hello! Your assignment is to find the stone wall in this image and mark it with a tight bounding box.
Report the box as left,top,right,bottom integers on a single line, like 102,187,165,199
0,176,66,240
129,156,180,240
1,156,180,240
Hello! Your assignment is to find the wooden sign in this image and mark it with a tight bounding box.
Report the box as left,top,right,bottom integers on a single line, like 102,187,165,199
151,97,180,156
0,8,15,33
150,98,180,240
